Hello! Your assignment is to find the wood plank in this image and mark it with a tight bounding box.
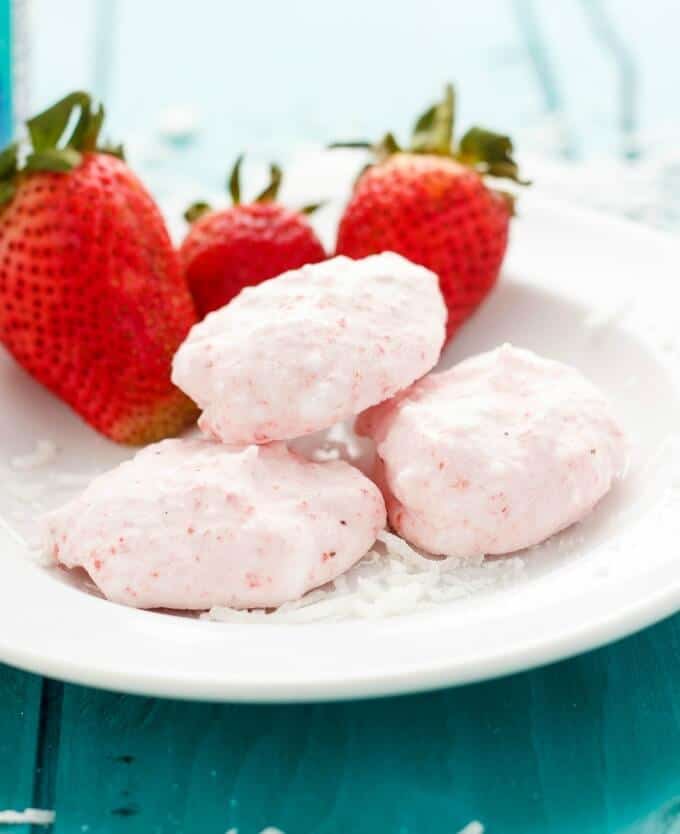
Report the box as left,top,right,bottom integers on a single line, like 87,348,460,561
49,612,680,834
0,665,43,831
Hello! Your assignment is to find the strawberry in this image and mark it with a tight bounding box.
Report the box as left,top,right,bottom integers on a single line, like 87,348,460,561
180,156,326,318
334,85,528,339
0,92,199,444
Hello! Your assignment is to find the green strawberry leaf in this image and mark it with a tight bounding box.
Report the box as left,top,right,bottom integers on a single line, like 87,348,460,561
228,154,244,205
329,135,400,162
99,142,125,161
184,201,212,223
329,82,529,200
254,163,282,203
411,84,455,155
457,127,529,184
27,91,91,152
327,141,373,149
68,100,104,151
300,201,325,215
25,90,120,165
25,147,83,173
411,105,436,144
0,142,18,180
0,91,124,197
374,132,401,161
0,181,16,206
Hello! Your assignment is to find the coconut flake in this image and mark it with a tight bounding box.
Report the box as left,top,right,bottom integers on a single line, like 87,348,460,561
326,422,364,460
204,532,524,625
2,477,46,503
457,823,484,834
0,808,55,825
224,829,284,834
50,471,96,488
310,446,341,462
10,439,57,471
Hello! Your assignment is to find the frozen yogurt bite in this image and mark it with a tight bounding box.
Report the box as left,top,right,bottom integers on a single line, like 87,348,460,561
357,344,627,559
172,252,446,445
44,439,386,609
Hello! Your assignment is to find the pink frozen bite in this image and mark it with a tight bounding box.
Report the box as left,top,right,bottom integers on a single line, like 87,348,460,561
172,252,446,445
44,439,386,609
357,344,627,559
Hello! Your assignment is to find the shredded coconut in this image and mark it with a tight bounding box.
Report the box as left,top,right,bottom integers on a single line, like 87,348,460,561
204,529,524,624
310,445,341,462
9,439,57,471
50,471,97,488
224,829,284,834
291,420,376,476
2,478,45,502
326,422,365,460
225,824,480,834
0,808,55,825
457,823,484,834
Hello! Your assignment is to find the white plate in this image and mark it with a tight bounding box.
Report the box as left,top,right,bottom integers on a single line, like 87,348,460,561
1,194,680,702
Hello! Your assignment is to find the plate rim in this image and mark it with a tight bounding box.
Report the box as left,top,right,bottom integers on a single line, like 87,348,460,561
1,575,679,702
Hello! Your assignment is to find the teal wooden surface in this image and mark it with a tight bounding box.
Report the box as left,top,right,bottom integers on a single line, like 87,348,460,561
0,611,668,834
0,667,42,830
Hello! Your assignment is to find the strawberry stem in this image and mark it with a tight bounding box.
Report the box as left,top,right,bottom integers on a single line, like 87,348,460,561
184,201,213,223
0,90,124,207
329,83,528,187
25,147,83,173
0,182,15,204
0,143,18,179
411,83,455,155
184,155,288,222
374,132,401,161
228,154,244,205
457,127,530,185
27,92,90,152
328,141,373,149
26,91,116,158
300,201,325,215
254,163,282,203
68,100,104,151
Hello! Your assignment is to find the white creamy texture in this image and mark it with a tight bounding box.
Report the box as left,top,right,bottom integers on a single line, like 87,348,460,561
172,252,446,445
44,439,386,610
357,344,628,559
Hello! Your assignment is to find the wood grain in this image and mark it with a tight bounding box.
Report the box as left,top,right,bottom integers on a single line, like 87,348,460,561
44,613,680,834
0,665,42,831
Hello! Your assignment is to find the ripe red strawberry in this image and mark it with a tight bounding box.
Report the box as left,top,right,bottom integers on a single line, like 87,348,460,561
334,85,528,339
0,92,198,444
180,156,326,318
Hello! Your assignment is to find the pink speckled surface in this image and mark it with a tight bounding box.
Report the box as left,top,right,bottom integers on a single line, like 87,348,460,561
358,345,627,558
172,253,446,445
44,438,386,609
